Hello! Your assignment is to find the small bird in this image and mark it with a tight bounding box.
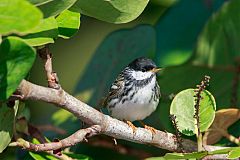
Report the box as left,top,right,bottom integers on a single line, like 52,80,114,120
104,57,161,133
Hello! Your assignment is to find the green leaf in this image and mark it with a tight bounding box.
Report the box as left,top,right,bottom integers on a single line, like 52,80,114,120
164,151,207,159
0,0,42,35
0,36,36,100
65,153,92,160
22,17,59,46
56,9,81,39
29,152,59,160
146,148,240,160
29,151,91,160
193,0,240,67
145,157,167,160
28,0,77,18
228,148,240,159
209,147,240,155
170,89,216,136
155,0,224,67
71,0,149,23
0,103,15,153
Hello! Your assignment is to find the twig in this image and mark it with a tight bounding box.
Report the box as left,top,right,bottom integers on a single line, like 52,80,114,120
29,120,72,159
194,75,210,151
28,124,47,143
169,114,184,152
10,125,101,152
37,46,60,89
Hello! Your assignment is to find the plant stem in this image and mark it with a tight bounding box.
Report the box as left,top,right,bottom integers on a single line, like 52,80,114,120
197,132,203,151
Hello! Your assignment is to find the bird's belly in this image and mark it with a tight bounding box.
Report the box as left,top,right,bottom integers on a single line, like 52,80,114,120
110,88,158,121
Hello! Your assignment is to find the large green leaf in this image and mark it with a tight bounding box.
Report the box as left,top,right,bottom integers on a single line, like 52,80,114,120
71,0,149,23
155,0,225,67
0,103,15,153
193,0,240,67
170,89,216,136
22,17,59,46
0,0,42,35
56,9,81,39
28,0,77,18
0,37,36,100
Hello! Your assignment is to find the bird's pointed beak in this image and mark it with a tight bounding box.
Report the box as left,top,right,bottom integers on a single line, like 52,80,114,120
151,67,161,73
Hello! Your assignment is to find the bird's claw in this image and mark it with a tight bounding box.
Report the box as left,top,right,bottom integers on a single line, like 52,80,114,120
125,120,137,134
139,121,157,134
144,125,157,134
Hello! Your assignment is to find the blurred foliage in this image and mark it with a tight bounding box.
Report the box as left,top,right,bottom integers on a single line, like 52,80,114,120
147,147,240,159
155,0,225,66
71,0,149,23
193,0,240,67
1,0,240,159
0,0,42,35
28,0,78,18
22,17,59,46
0,103,15,153
0,37,36,100
203,108,240,145
56,9,81,39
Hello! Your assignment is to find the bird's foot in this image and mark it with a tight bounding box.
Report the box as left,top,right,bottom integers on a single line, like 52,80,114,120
124,120,137,134
139,121,157,134
144,125,157,134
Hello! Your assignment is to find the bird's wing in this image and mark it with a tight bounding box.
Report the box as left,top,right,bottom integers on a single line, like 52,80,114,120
155,82,161,99
102,73,125,107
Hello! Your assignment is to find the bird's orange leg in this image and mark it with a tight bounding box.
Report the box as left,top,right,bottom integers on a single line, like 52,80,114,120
124,120,137,134
139,121,157,134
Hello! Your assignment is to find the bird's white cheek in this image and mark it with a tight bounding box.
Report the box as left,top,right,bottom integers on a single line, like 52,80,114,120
131,71,153,80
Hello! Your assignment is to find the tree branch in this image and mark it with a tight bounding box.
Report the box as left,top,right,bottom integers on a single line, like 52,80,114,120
10,125,101,152
27,123,74,160
15,79,229,159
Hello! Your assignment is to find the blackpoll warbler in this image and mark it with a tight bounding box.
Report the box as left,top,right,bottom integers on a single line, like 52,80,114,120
104,57,161,133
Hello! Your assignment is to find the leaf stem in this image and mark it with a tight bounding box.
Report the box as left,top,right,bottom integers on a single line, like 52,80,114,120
197,132,203,151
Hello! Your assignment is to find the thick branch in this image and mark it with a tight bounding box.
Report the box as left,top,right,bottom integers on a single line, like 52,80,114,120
17,80,226,154
11,125,101,152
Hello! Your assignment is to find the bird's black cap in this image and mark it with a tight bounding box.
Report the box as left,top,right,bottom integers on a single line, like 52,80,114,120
128,57,157,72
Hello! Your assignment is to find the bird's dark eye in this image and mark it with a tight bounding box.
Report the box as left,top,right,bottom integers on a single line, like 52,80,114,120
141,68,146,72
